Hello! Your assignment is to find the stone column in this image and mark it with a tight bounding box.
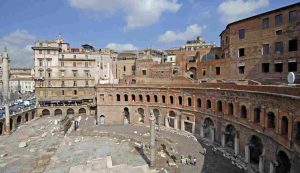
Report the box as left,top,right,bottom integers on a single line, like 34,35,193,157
234,135,239,156
165,114,169,128
210,127,215,143
259,155,264,173
221,133,225,147
269,161,275,173
2,48,10,134
245,144,250,163
200,124,204,138
174,117,178,129
181,118,185,131
149,114,156,167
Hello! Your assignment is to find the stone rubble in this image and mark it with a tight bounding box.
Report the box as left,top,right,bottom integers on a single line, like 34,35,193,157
19,141,28,148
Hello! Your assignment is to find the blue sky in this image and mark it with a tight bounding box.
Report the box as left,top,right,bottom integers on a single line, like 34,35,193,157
0,0,298,67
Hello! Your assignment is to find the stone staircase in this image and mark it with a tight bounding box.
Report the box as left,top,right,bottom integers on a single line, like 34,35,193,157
69,156,151,173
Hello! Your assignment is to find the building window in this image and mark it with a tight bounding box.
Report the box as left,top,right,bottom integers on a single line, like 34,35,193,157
62,90,64,95
206,100,211,109
61,81,65,87
73,62,76,67
61,61,64,67
289,39,298,52
275,14,283,26
188,97,192,106
275,42,283,54
154,95,158,102
85,71,89,77
262,18,269,29
39,50,42,54
47,50,50,54
216,67,220,75
262,63,269,73
288,61,297,72
139,95,143,102
262,44,269,55
73,81,77,87
239,66,245,74
162,95,166,103
123,66,126,72
142,70,147,76
239,48,245,57
47,60,51,66
170,96,174,104
74,90,77,95
117,94,120,101
85,81,88,86
178,96,183,105
85,62,88,67
61,71,65,77
239,29,245,39
61,55,64,59
48,72,51,78
73,71,77,77
39,60,43,66
124,94,128,101
289,10,297,22
73,55,76,59
274,63,283,73
202,69,206,76
147,95,150,102
197,98,201,108
276,30,282,35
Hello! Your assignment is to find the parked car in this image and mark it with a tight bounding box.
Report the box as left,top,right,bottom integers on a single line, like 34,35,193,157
24,101,30,107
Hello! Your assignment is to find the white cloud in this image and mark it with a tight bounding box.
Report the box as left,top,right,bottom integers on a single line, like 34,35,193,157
105,43,138,51
218,0,269,23
158,24,204,43
0,30,36,67
68,0,181,29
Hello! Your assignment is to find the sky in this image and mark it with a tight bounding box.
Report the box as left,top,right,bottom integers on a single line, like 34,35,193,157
0,0,298,67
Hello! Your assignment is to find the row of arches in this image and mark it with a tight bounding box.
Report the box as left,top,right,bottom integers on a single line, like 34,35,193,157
0,111,36,135
113,92,293,140
202,117,291,173
41,108,87,116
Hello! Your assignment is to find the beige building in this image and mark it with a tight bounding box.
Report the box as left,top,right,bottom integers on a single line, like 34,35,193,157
32,35,117,115
9,68,35,94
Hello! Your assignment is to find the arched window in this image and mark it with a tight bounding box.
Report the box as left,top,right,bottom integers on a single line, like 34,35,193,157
170,96,174,104
267,112,275,128
131,94,135,101
228,103,233,115
241,105,247,119
254,108,261,123
154,95,158,103
124,94,128,101
197,98,201,108
188,97,192,106
217,101,222,112
146,95,150,102
206,100,211,109
117,94,121,101
295,122,300,145
162,95,166,103
178,96,183,105
139,95,143,102
281,116,288,136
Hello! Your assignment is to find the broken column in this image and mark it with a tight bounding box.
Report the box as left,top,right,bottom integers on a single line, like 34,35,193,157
149,113,156,167
200,123,204,138
221,132,225,147
2,47,10,134
234,134,239,156
245,144,250,163
259,155,265,173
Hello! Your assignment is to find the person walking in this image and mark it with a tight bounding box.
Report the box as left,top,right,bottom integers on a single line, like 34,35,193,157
193,157,197,166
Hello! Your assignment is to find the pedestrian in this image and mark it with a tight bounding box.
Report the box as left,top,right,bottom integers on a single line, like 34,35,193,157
193,157,197,166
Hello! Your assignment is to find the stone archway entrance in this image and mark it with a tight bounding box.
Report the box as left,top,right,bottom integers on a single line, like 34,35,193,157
225,124,236,149
153,109,160,125
42,109,50,116
249,135,263,164
276,150,291,173
203,118,214,141
137,108,145,123
168,111,176,128
99,115,105,125
54,109,62,116
67,108,74,116
16,116,22,128
79,108,86,116
123,107,130,124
